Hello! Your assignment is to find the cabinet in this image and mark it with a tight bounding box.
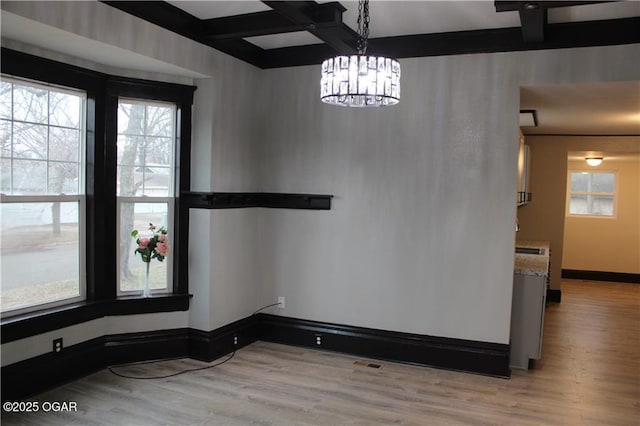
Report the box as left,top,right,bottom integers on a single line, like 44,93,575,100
510,273,546,369
517,131,531,205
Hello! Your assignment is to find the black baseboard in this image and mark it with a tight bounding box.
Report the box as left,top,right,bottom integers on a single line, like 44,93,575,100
104,328,190,366
1,337,105,403
562,269,640,284
547,289,562,303
254,314,510,378
188,316,259,362
1,328,191,402
2,314,511,401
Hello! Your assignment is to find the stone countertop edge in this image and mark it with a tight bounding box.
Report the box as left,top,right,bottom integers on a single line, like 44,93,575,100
514,240,550,276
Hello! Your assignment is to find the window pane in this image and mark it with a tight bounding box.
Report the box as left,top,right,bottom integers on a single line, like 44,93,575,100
144,136,173,166
49,162,79,194
591,195,614,216
116,135,143,166
141,166,170,197
117,165,144,196
13,122,47,159
570,172,588,192
118,102,145,136
1,159,11,192
49,91,82,128
569,195,588,215
0,119,10,157
591,173,614,193
0,81,11,119
0,202,81,312
49,127,80,162
12,159,46,194
119,202,169,293
146,105,174,137
13,84,48,123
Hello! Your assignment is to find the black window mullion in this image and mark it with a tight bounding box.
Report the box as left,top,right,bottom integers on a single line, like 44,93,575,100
174,104,191,295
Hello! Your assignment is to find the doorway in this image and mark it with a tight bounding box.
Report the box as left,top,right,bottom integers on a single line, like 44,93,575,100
516,81,640,290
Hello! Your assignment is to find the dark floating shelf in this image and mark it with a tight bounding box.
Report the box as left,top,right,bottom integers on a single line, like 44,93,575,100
183,192,333,210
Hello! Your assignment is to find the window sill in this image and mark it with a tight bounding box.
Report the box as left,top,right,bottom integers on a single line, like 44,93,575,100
1,294,191,344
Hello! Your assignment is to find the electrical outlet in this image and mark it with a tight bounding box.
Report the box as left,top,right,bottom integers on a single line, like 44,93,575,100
277,296,285,309
233,336,238,346
53,338,63,353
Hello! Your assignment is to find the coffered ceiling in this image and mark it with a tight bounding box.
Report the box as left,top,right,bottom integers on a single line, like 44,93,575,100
102,1,640,68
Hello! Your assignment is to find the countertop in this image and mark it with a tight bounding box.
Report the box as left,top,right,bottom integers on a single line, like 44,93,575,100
514,240,550,277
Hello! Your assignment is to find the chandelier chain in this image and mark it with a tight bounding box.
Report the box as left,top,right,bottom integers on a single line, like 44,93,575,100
356,0,370,55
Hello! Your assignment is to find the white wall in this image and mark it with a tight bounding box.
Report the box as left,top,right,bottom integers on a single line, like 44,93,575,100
255,45,640,344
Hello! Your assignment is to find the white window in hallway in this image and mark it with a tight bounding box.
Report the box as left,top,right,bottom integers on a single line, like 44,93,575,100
116,99,175,295
568,171,616,216
0,77,86,315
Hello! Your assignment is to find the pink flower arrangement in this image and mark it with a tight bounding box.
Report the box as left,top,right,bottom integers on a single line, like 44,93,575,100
131,223,169,263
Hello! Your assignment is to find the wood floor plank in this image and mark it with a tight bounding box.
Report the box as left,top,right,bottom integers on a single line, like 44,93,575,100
2,279,639,425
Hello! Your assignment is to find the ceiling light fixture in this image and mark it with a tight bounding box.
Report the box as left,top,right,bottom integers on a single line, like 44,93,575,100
585,157,603,166
320,0,400,107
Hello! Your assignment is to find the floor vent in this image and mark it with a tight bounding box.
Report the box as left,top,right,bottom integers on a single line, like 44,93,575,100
354,360,382,369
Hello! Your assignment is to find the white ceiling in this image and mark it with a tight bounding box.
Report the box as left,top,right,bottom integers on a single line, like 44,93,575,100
520,81,640,136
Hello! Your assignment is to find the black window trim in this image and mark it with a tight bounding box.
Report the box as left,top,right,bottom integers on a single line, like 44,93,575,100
0,48,195,344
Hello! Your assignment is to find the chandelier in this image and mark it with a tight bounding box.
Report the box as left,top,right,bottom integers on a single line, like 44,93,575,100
320,0,401,107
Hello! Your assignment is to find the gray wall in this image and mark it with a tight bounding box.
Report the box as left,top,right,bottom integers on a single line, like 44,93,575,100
0,1,265,361
1,1,639,361
254,46,640,344
189,66,264,331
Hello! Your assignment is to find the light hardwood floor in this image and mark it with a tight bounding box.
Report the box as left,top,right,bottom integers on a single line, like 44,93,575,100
2,279,639,425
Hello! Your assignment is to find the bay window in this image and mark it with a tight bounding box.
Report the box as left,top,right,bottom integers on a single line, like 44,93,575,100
1,48,193,339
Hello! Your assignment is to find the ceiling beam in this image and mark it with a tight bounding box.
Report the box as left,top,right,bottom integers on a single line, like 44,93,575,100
262,1,359,54
260,17,640,68
495,1,612,13
495,1,613,43
519,3,547,43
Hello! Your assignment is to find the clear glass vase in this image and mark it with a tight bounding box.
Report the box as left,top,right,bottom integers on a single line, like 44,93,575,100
143,261,151,297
